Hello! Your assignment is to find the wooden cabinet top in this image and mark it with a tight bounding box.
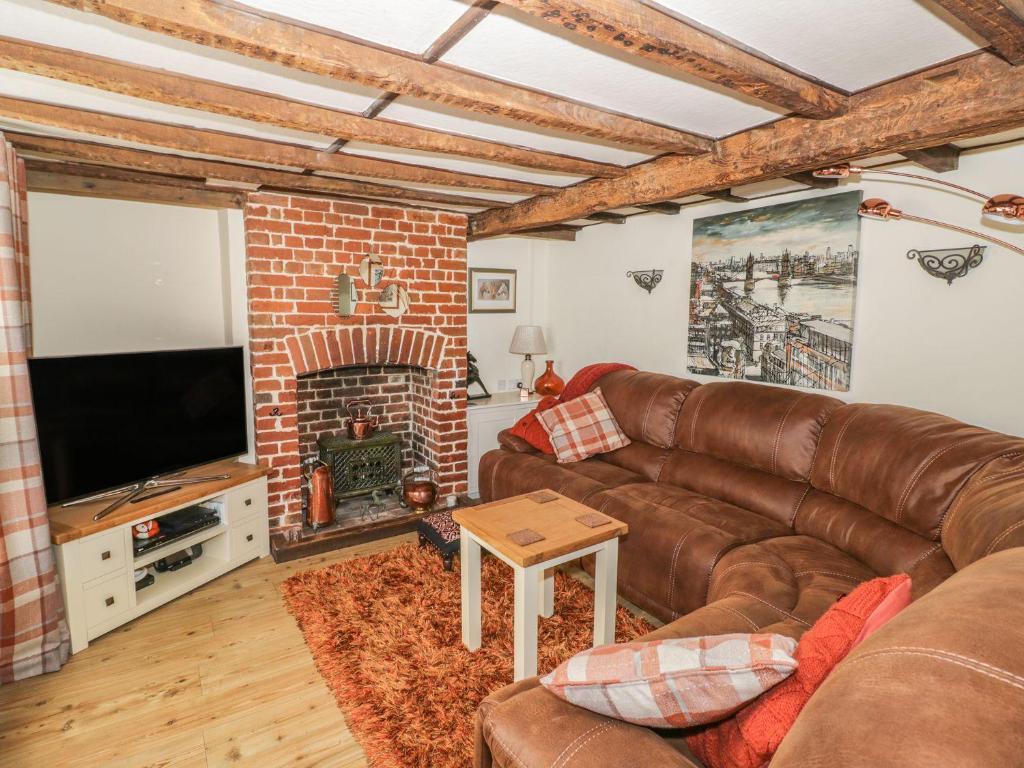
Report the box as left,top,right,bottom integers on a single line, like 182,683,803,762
47,459,269,545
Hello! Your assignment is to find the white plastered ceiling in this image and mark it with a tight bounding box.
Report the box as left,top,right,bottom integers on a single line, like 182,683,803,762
2,0,1016,215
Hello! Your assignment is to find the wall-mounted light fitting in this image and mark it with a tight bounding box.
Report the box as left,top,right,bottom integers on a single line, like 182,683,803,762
814,163,1024,224
857,198,1024,257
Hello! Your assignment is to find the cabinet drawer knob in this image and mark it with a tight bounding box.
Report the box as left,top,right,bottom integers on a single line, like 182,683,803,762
246,534,254,542
105,596,115,607
101,550,111,561
244,498,252,506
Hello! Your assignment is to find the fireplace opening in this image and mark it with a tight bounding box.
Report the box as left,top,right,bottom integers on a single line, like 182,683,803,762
297,364,435,533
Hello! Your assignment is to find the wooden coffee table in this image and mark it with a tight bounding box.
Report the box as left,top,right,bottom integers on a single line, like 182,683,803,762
453,491,628,681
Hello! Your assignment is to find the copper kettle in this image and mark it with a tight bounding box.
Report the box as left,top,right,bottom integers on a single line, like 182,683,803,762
304,458,334,531
346,398,379,440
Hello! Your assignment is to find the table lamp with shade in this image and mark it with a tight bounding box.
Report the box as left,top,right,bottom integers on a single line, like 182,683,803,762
509,325,546,394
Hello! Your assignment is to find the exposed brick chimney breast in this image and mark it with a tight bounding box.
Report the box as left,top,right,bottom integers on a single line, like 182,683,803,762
245,193,468,531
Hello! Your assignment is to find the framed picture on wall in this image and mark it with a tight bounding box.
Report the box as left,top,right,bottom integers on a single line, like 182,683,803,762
468,268,517,313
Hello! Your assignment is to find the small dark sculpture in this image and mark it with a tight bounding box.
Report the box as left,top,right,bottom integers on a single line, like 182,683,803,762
467,351,490,400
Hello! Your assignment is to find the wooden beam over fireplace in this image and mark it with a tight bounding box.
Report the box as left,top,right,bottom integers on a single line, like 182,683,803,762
8,133,515,210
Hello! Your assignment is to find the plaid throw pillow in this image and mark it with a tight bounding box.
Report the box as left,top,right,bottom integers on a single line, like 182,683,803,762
536,387,630,463
541,634,798,729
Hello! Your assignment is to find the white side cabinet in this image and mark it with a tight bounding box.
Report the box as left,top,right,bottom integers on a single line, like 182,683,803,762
467,392,541,498
50,462,269,654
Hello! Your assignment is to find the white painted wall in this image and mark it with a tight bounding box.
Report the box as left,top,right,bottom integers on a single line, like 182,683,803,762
29,193,234,354
480,141,1024,437
467,236,552,394
28,194,255,457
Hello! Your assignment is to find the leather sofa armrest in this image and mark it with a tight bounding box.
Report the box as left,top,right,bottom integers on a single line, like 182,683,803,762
497,429,536,454
477,680,702,768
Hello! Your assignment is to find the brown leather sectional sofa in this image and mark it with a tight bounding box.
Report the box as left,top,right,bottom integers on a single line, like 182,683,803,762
475,370,1024,767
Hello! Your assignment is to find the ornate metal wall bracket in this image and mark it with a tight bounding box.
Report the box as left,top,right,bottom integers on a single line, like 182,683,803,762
906,245,985,285
626,269,664,293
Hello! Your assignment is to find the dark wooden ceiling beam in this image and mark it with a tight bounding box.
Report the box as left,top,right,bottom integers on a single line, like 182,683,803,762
703,189,748,203
422,0,498,63
786,171,838,189
636,202,681,214
585,211,627,223
0,36,624,179
26,159,246,208
0,95,560,195
45,0,711,154
469,53,1024,236
491,0,847,118
8,132,512,209
901,143,962,172
931,0,1024,64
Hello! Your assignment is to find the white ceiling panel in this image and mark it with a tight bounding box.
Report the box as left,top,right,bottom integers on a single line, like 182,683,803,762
732,178,811,198
339,142,590,187
0,69,336,147
237,0,473,54
657,0,982,92
379,97,655,166
442,5,785,138
2,0,381,112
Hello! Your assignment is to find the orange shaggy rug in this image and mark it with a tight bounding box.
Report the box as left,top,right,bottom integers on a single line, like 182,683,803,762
280,542,653,768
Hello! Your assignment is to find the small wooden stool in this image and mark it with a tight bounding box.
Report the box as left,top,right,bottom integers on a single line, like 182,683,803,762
417,509,461,571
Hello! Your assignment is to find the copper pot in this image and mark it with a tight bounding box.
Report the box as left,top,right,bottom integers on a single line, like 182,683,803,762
403,466,439,512
346,398,379,440
305,459,334,531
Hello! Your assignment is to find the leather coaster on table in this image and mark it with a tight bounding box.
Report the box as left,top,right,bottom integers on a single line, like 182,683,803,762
527,491,558,504
575,512,612,528
507,528,545,546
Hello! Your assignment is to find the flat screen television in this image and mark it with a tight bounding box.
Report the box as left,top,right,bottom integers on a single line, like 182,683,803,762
29,346,248,505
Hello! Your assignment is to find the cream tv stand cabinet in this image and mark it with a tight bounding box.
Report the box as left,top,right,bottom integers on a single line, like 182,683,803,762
467,392,541,498
47,460,270,654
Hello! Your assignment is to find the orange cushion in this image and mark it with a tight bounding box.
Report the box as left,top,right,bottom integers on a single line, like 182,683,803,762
687,574,912,768
508,396,558,454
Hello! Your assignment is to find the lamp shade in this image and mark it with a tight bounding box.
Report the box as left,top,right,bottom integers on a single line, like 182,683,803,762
509,325,547,355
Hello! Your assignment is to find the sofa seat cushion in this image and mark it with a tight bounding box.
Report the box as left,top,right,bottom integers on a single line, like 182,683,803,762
707,536,878,636
588,484,792,622
477,448,643,505
477,678,704,768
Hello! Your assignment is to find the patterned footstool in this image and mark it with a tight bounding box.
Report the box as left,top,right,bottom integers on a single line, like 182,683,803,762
417,509,461,571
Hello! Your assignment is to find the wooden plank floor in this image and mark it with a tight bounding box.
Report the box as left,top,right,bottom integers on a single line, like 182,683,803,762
0,533,419,768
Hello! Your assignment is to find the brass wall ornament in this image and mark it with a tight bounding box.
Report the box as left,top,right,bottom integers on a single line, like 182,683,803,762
907,245,985,285
626,269,664,294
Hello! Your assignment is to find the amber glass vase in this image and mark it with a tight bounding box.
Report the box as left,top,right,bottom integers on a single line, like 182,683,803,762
534,360,565,396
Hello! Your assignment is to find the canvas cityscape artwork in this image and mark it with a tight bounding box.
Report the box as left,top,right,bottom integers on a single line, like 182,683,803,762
688,191,862,392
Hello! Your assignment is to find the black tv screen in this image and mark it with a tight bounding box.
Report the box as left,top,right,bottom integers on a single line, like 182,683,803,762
29,347,248,505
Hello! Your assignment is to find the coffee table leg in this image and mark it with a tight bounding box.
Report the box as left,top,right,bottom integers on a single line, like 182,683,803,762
514,565,539,681
539,568,554,618
461,530,481,652
593,538,618,647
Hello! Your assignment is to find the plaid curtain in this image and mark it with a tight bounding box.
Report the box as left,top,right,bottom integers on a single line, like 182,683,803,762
0,133,69,683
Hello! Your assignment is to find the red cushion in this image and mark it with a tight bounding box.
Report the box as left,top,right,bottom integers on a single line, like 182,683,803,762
504,364,635,455
687,574,912,768
508,396,558,454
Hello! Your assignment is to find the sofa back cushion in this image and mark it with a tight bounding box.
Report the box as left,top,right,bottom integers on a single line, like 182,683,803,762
675,382,842,483
591,370,699,449
809,403,1024,540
